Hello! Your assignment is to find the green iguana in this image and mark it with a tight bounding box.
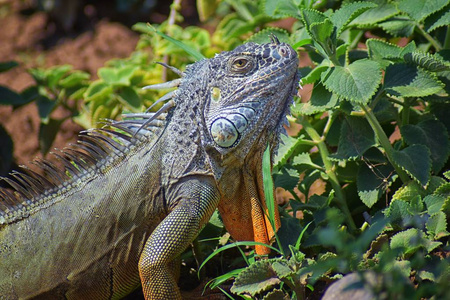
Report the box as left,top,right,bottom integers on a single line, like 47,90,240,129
0,35,300,299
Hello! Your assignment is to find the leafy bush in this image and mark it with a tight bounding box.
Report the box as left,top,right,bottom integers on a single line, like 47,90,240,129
1,0,449,298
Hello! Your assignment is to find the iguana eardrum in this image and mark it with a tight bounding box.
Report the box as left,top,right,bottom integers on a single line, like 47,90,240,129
0,36,300,299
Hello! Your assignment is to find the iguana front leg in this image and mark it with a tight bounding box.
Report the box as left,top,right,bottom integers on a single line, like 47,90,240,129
138,179,220,300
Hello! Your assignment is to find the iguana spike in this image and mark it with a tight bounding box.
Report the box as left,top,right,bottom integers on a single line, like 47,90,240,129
270,33,280,45
134,100,175,136
144,90,175,113
142,78,181,90
155,62,184,77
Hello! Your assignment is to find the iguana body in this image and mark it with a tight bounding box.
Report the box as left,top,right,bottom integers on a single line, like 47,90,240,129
0,37,299,299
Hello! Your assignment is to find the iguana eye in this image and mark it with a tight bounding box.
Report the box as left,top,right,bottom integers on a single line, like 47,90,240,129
230,57,253,73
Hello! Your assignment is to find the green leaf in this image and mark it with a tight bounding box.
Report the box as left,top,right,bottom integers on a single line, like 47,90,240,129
0,86,25,106
0,61,18,73
36,96,56,123
401,119,449,173
367,39,415,61
39,118,64,155
273,135,304,169
398,0,448,22
263,289,288,300
424,4,450,32
45,65,72,89
384,63,445,97
300,84,339,116
322,59,382,104
349,0,399,27
330,1,377,35
378,17,415,37
246,28,291,44
98,66,137,86
392,181,426,201
424,194,446,215
271,260,294,279
403,51,450,72
231,260,281,296
330,116,376,160
357,163,395,208
84,80,113,102
59,71,90,88
196,0,220,22
309,18,335,46
152,25,205,61
301,62,330,84
390,228,439,256
392,144,431,187
117,86,141,111
264,0,300,18
273,167,299,190
426,211,449,239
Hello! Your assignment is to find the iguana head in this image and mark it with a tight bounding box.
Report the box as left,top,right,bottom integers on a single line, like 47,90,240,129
203,36,300,159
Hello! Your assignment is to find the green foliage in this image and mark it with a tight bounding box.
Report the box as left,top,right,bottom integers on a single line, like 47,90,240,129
1,0,448,298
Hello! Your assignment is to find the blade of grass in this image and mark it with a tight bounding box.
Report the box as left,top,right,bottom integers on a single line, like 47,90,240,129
146,23,205,61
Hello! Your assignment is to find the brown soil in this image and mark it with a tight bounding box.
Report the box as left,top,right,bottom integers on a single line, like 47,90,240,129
0,2,143,169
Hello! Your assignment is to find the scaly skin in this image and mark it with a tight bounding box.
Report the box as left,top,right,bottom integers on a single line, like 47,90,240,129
0,37,299,299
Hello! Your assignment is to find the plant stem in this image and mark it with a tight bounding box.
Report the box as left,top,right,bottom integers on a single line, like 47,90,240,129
299,117,357,232
415,25,442,51
444,26,450,49
361,104,410,184
401,98,411,127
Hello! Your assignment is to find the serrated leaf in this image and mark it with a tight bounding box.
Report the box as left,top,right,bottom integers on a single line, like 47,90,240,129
330,116,376,160
357,163,395,208
271,260,294,279
330,1,377,35
273,135,303,169
264,0,300,19
263,289,287,300
367,39,414,61
404,51,450,72
378,17,415,37
309,19,335,55
424,4,450,32
294,83,339,115
398,0,448,22
350,0,399,27
424,194,446,214
300,9,328,31
392,144,431,186
392,181,426,202
322,59,382,103
385,199,413,223
390,228,440,256
231,260,281,296
273,167,299,190
247,28,290,44
401,119,449,173
384,63,445,97
426,211,449,239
